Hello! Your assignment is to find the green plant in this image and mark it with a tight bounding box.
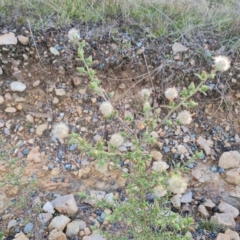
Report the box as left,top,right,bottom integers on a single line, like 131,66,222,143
68,41,230,239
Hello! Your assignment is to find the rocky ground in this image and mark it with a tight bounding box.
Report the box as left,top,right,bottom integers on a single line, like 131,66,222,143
0,19,240,240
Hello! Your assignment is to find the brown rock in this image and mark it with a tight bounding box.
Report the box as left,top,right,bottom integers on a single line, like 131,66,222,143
73,77,81,86
197,136,211,155
225,229,240,240
218,151,240,169
0,32,17,45
211,213,236,229
150,150,163,161
48,229,66,240
37,213,53,224
216,233,231,240
13,231,29,240
49,215,71,231
198,205,210,217
172,42,188,53
51,194,78,216
226,169,240,185
17,35,29,45
5,107,17,113
82,231,106,240
204,199,215,209
218,201,239,218
27,147,42,163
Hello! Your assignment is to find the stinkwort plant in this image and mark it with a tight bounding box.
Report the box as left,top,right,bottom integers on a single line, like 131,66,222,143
68,39,230,239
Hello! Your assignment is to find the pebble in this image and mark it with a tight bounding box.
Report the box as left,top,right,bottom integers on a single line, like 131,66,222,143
43,201,55,214
181,191,192,203
4,127,10,135
0,32,17,45
50,47,60,56
5,107,17,113
10,81,27,92
163,146,170,153
69,144,77,151
49,215,71,231
36,123,48,136
0,95,4,104
55,88,66,96
51,194,78,215
18,35,29,45
23,222,33,234
38,213,53,224
65,163,72,170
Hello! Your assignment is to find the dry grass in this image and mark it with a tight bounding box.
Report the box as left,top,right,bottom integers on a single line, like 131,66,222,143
0,0,240,38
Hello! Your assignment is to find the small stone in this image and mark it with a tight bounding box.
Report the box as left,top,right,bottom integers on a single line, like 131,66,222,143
0,32,17,45
218,201,239,218
36,123,48,136
51,194,78,216
27,146,42,162
24,222,33,234
53,97,59,104
225,229,240,240
10,81,27,92
226,168,240,185
136,47,145,55
5,107,17,113
55,89,66,96
177,145,188,154
37,213,53,224
73,77,81,86
18,35,29,45
218,151,240,169
198,205,210,217
204,199,215,209
82,231,106,240
163,146,170,153
66,220,87,237
33,80,40,87
26,114,34,123
84,227,91,236
171,194,181,209
150,151,163,161
197,136,211,155
58,66,65,75
48,229,66,240
181,191,192,203
172,42,188,53
216,233,231,240
50,47,60,56
8,219,17,229
2,214,14,220
0,67,3,75
49,215,71,231
43,201,55,214
0,95,4,104
13,232,29,240
211,213,236,229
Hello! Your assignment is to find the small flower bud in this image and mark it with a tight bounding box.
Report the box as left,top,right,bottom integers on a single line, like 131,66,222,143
168,174,188,194
165,87,178,101
177,110,192,125
52,122,69,142
100,101,114,117
109,133,124,147
68,28,80,42
213,56,231,72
